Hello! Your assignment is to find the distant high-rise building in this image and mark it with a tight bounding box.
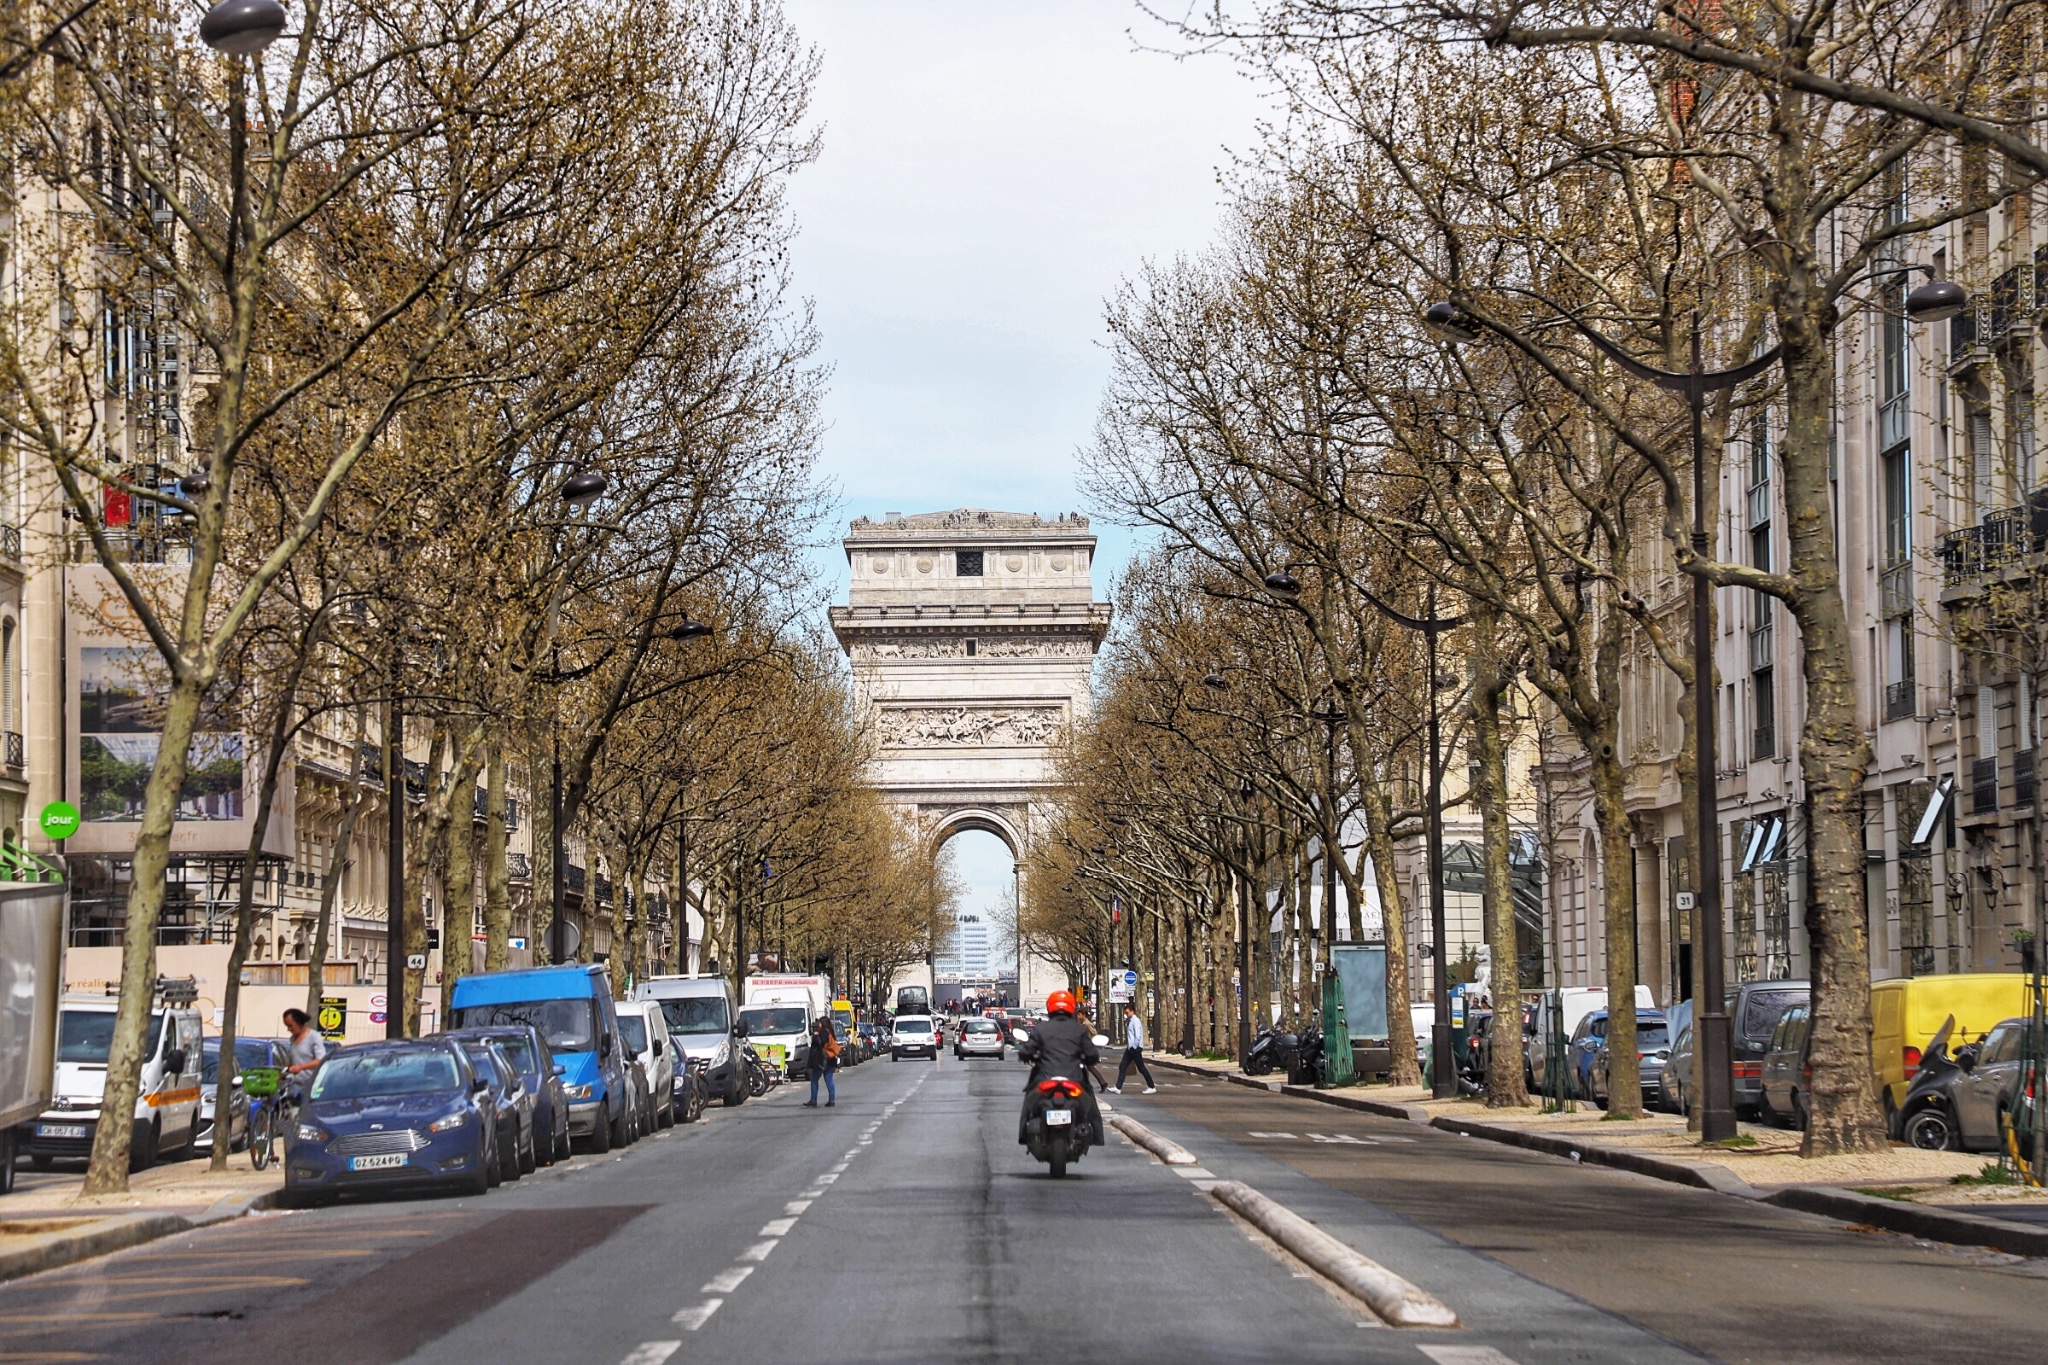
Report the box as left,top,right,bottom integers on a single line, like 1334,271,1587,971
936,912,994,981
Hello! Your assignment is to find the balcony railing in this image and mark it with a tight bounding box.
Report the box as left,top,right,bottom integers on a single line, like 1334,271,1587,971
507,852,532,883
1938,489,2048,585
1972,756,2000,814
566,864,585,895
3,731,21,770
1884,680,1917,721
1880,561,1913,619
0,525,20,562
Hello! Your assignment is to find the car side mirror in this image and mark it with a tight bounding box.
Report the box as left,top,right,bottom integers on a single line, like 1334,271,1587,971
601,1033,614,1058
734,1023,749,1039
652,1039,664,1057
164,1048,186,1074
552,1062,567,1077
472,1077,491,1093
1958,1051,1978,1073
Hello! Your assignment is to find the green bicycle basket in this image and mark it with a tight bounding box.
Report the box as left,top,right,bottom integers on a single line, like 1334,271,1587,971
241,1068,283,1098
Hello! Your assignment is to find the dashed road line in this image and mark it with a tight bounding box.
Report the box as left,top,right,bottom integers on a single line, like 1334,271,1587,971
759,1218,798,1237
1417,1347,1521,1365
620,1340,683,1362
701,1267,753,1294
736,1241,778,1263
672,1299,724,1331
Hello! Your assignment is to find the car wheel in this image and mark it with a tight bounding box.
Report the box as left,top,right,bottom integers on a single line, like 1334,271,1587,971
723,1078,745,1107
461,1145,491,1197
611,1101,632,1149
556,1120,572,1162
485,1132,503,1187
500,1128,522,1183
1904,1106,1956,1151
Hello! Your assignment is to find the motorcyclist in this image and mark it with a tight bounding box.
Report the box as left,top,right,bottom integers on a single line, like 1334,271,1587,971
1016,990,1103,1150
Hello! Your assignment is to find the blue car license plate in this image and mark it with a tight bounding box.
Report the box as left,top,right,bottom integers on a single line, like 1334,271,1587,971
349,1153,407,1171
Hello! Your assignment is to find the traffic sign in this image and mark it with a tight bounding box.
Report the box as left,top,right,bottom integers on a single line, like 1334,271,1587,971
38,801,80,840
317,996,347,1040
1110,968,1138,1003
369,1011,387,1024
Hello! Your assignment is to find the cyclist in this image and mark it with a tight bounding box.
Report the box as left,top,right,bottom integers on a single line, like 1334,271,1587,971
281,1008,328,1097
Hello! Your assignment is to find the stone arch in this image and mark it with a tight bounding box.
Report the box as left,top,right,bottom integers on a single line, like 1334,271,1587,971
927,806,1025,859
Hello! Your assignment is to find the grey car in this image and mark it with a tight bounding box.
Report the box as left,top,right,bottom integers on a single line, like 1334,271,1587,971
954,1016,1006,1059
1758,1002,1812,1129
1588,1012,1671,1110
1731,980,1809,1119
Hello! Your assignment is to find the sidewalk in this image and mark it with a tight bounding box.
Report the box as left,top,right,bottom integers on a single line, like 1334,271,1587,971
1150,1053,2048,1256
0,1154,283,1285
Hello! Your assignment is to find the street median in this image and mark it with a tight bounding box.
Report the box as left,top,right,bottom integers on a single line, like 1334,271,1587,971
1106,1113,1199,1165
1207,1180,1459,1328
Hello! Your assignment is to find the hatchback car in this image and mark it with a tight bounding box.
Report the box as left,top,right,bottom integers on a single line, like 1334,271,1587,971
460,1039,536,1181
197,1036,287,1154
1758,1002,1813,1129
441,1024,570,1164
955,1016,1006,1059
1586,1011,1671,1110
284,1041,496,1204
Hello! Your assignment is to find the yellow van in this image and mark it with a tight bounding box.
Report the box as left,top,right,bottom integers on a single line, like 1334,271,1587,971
1871,973,2030,1118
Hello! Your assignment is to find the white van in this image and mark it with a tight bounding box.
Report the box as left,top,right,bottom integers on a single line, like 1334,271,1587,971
615,1000,677,1129
636,975,744,1107
22,985,204,1170
736,1000,813,1081
1527,986,1657,1092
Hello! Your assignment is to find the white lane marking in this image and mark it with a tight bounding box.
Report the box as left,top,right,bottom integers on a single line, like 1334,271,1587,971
623,1340,684,1361
827,1163,848,1174
672,1299,724,1331
783,1199,813,1216
801,1189,825,1199
1247,1131,1298,1139
1417,1349,1520,1365
759,1218,798,1237
702,1266,753,1294
737,1240,778,1263
1307,1133,1371,1145
814,1173,838,1184
843,1149,860,1159
1173,1167,1217,1179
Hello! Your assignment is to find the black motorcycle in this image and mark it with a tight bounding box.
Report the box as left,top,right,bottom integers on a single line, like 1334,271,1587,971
1020,1075,1099,1178
1244,1022,1300,1077
1898,1014,1970,1150
1289,1022,1327,1087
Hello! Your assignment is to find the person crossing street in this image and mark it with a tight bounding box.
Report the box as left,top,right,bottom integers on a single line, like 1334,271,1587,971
1106,1002,1155,1094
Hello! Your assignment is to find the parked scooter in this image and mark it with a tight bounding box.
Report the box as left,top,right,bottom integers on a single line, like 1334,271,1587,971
1288,1022,1327,1087
1244,1022,1300,1077
1898,1014,1970,1150
742,1043,779,1098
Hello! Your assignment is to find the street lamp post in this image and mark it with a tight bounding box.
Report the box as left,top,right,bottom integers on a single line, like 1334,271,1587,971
1424,279,1962,1136
547,470,606,964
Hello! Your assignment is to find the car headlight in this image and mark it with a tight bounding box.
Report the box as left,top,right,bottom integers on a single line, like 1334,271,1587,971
428,1110,471,1133
564,1083,593,1100
295,1123,329,1144
712,1042,730,1068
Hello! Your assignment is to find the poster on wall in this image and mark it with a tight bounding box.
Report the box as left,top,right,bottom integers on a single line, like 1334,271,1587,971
64,565,288,857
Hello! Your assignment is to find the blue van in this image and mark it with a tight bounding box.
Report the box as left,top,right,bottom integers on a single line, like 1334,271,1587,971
446,965,635,1151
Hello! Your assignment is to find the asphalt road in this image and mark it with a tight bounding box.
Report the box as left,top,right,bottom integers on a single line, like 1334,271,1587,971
0,1052,2031,1364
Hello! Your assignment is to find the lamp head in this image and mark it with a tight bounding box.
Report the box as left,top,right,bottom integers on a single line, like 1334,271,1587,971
559,470,607,507
668,618,712,642
1261,570,1301,599
1904,278,1966,324
1424,301,1481,344
200,0,287,54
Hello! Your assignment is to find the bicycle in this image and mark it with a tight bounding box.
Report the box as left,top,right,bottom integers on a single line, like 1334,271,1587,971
241,1067,291,1170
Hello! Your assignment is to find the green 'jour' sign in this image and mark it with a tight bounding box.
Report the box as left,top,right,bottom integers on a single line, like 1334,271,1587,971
38,801,80,840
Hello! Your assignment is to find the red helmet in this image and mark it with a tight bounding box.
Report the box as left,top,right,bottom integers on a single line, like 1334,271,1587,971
1047,990,1077,1016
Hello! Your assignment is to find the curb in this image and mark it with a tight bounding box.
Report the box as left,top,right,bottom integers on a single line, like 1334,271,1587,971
1425,1114,1765,1198
1279,1083,1432,1124
1763,1185,2048,1258
1207,1179,1459,1327
1107,1113,1199,1165
0,1212,193,1285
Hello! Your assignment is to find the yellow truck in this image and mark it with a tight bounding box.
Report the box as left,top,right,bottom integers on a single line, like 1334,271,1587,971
1872,973,2031,1123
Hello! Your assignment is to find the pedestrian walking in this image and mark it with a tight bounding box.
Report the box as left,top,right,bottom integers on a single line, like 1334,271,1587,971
1106,1003,1156,1094
1077,1003,1113,1092
804,1014,839,1107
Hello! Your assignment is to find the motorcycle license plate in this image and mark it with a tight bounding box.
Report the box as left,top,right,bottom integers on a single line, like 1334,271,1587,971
1044,1109,1073,1126
37,1124,86,1139
349,1154,408,1171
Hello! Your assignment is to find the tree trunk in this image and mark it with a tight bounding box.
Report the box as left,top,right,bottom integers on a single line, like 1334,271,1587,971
1365,788,1422,1085
483,744,511,972
308,786,367,1017
1589,739,1642,1118
444,754,479,983
82,671,208,1194
1472,607,1529,1108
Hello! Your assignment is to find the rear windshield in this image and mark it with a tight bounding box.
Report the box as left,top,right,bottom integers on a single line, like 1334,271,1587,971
490,1036,536,1073
450,999,598,1054
618,1016,648,1053
656,996,728,1036
1635,1026,1671,1049
312,1050,460,1100
740,1007,807,1036
58,1010,163,1064
201,1038,276,1081
1742,990,1806,1041
965,1019,996,1033
895,1019,932,1035
462,1046,503,1084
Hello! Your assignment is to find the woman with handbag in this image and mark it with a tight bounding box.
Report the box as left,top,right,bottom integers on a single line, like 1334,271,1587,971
804,1014,840,1107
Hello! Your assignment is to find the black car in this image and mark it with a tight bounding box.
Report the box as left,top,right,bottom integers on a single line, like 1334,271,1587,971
459,1039,535,1183
442,1024,571,1165
1730,980,1809,1118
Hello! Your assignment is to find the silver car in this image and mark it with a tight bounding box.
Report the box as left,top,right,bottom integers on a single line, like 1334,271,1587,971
954,1016,1006,1060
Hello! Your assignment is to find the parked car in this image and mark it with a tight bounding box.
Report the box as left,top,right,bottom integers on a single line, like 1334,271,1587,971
1661,1018,1694,1115
447,965,636,1152
197,1036,287,1154
1729,980,1809,1119
1756,1002,1812,1129
615,1001,677,1129
1871,973,2030,1132
1527,986,1658,1096
283,1039,496,1205
1587,1011,1670,1110
855,1022,882,1062
1895,1014,2040,1152
22,988,205,1171
635,975,745,1108
891,1015,938,1060
1651,1000,1692,1113
440,1024,570,1165
458,1039,535,1182
955,1016,1006,1059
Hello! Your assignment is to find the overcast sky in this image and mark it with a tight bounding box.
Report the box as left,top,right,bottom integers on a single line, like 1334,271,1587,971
782,0,1268,954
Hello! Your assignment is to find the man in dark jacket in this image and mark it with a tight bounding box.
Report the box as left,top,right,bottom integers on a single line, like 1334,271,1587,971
1016,990,1101,1149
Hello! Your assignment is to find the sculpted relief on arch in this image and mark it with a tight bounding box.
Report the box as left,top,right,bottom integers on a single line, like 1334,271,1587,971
877,706,1064,748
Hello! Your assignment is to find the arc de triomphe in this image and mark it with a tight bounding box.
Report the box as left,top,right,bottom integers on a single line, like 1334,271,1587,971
830,509,1111,994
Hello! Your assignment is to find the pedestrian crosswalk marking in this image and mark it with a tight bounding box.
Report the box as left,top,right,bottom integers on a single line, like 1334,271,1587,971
702,1267,753,1294
1247,1131,1297,1139
1308,1133,1369,1144
622,1339,685,1360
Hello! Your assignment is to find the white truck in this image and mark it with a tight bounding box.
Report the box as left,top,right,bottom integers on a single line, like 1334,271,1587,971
740,975,831,1081
0,870,65,1192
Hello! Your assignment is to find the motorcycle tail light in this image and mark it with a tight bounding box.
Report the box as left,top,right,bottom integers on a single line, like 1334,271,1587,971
1903,1046,1921,1077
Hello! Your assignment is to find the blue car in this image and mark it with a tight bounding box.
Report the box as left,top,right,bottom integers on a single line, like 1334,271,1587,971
447,965,636,1152
442,1024,571,1165
283,1040,496,1205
